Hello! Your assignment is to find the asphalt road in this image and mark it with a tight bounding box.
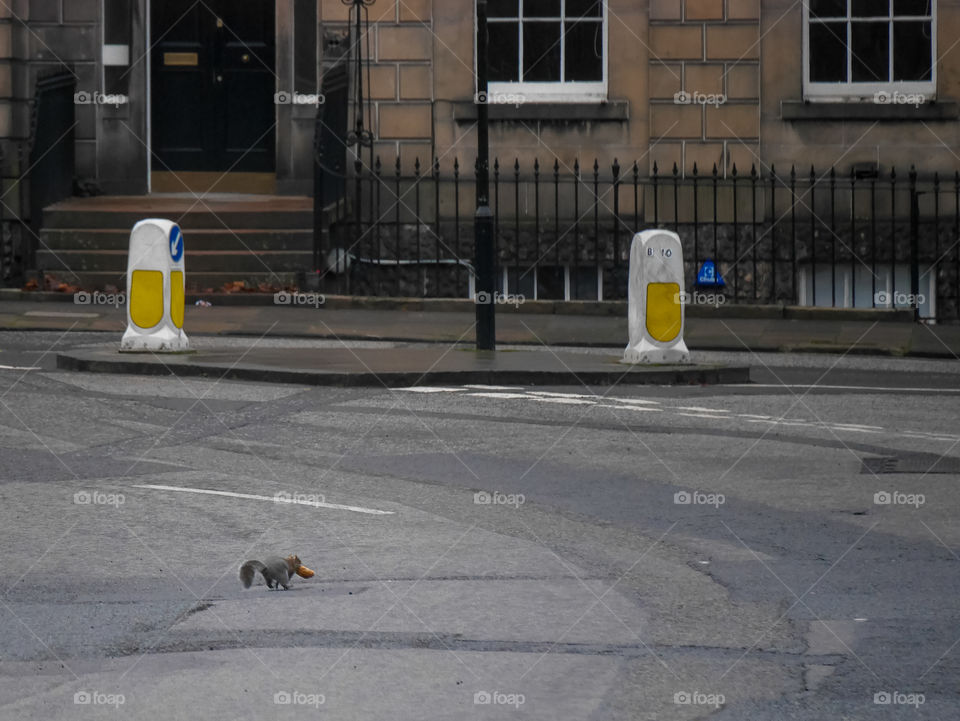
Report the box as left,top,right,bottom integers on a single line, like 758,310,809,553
0,331,958,719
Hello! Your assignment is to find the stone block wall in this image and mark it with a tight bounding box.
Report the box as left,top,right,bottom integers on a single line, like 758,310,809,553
647,0,760,178
320,0,434,174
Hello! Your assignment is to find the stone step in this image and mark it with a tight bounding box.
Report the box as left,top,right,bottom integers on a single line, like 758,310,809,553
36,195,317,290
41,195,313,230
37,249,314,274
42,209,314,230
41,228,315,251
39,271,301,292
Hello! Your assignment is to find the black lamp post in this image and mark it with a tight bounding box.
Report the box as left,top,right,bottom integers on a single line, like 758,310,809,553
312,1,375,290
475,0,496,350
343,0,375,155
342,0,375,292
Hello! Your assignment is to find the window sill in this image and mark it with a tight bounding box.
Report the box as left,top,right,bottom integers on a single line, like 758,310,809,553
782,100,959,121
452,99,629,123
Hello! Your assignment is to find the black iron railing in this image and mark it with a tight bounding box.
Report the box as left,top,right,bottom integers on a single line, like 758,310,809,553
315,156,960,322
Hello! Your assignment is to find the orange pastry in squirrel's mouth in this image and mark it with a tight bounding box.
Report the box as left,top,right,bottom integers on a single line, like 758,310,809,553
296,566,315,579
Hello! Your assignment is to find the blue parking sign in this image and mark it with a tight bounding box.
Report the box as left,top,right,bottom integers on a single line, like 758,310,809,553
696,259,724,286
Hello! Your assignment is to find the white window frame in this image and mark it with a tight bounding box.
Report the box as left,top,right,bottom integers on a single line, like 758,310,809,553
797,261,936,319
476,0,608,103
802,0,936,101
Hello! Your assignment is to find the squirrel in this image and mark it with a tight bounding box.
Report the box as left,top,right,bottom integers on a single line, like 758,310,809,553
239,555,304,590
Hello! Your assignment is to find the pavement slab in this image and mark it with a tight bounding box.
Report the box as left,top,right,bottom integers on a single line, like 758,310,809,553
174,578,647,645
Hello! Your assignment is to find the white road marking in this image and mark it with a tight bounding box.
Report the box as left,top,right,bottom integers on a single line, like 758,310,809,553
463,384,524,390
132,483,395,516
902,432,958,441
403,386,953,442
596,404,663,412
466,392,534,399
727,384,960,393
396,387,465,393
526,397,596,405
0,365,40,370
528,391,601,400
825,426,881,434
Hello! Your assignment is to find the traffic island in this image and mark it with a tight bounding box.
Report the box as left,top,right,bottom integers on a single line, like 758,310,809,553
56,345,750,388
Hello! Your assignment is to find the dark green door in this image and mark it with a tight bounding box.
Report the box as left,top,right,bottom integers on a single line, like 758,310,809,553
151,0,275,172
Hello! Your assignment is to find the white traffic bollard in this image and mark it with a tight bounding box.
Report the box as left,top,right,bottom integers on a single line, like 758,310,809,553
623,229,690,364
120,219,190,352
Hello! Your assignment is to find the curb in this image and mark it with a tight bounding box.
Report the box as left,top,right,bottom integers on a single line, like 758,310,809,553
22,332,930,357
55,351,751,387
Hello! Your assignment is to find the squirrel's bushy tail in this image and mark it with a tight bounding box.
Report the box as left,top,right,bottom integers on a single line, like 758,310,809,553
240,560,266,588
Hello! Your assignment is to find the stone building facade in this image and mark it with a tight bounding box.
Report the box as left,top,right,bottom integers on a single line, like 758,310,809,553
0,1,955,193
319,0,959,179
0,1,956,315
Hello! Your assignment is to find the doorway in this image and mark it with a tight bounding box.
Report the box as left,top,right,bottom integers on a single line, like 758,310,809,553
150,0,276,180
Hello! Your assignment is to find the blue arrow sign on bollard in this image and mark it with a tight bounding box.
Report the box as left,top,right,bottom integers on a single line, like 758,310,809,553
169,226,184,263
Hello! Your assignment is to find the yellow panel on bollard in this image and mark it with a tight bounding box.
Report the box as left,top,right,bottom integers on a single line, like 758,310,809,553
170,270,185,329
129,270,164,329
623,230,690,364
120,219,190,352
645,282,682,343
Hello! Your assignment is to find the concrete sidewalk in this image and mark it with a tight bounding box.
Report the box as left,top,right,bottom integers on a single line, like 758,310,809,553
3,298,958,358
